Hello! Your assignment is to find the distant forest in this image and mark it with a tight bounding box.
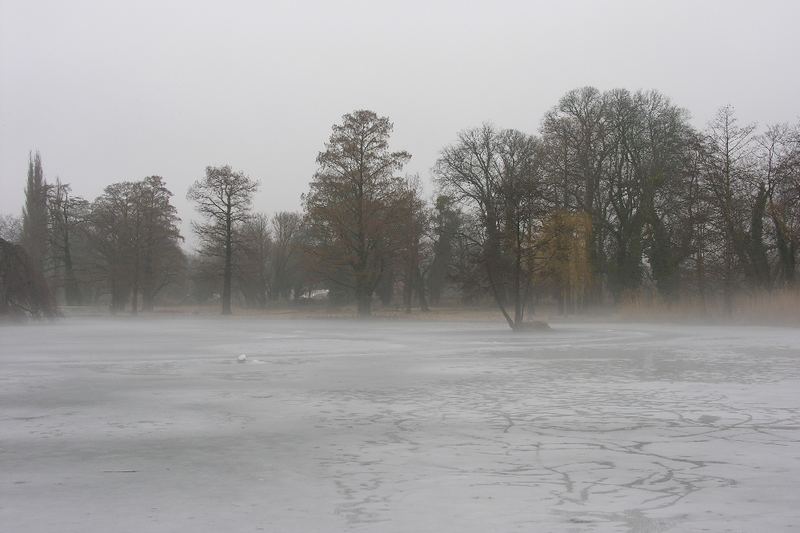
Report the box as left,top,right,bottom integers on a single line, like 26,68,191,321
2,87,799,327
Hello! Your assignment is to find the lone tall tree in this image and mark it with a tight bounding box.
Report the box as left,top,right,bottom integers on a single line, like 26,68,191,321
22,151,48,272
188,165,259,315
304,110,410,317
436,125,543,330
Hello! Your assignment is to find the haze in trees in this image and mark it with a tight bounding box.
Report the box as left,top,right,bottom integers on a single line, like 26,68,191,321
237,212,272,309
3,88,799,325
86,177,183,314
270,211,304,301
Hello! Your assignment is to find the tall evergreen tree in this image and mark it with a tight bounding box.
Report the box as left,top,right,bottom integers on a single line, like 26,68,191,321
21,151,48,272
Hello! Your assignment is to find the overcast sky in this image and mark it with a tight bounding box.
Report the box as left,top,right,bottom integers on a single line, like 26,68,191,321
2,0,799,243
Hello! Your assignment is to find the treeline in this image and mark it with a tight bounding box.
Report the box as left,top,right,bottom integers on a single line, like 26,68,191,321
3,161,186,314
2,86,798,326
0,158,307,315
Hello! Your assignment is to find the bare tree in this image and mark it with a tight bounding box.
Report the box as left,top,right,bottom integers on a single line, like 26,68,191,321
396,176,430,312
436,125,544,330
758,123,800,287
188,165,259,315
238,213,272,308
702,106,757,312
47,179,87,305
270,211,303,301
600,89,696,300
86,182,138,312
86,178,184,313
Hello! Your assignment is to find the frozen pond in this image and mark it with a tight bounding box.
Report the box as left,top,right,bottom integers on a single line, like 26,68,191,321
2,317,800,532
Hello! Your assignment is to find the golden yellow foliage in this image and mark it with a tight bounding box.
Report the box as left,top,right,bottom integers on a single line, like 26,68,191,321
536,211,592,312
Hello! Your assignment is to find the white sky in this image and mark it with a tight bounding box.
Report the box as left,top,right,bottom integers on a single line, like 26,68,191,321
2,0,799,244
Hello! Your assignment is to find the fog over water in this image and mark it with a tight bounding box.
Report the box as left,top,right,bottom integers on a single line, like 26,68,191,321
3,318,800,531
2,0,800,242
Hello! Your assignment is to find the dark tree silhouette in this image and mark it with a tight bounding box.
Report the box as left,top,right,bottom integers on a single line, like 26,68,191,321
188,165,259,315
22,151,48,273
0,237,56,318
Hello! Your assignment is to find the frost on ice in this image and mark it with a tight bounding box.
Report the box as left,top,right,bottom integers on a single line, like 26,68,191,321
1,317,799,532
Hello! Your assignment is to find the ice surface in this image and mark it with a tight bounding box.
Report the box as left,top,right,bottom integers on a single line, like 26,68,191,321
1,318,799,532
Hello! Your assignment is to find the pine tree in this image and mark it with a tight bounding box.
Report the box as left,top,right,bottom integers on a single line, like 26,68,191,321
21,151,49,273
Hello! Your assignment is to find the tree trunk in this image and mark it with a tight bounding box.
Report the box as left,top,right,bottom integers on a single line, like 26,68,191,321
416,267,429,312
355,282,371,318
142,291,155,312
110,277,119,314
62,240,81,306
141,252,155,311
749,184,771,290
513,234,523,328
484,212,514,330
130,257,139,316
222,214,233,315
130,282,138,315
696,245,707,312
723,240,734,316
403,265,413,313
774,219,796,287
485,262,515,330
